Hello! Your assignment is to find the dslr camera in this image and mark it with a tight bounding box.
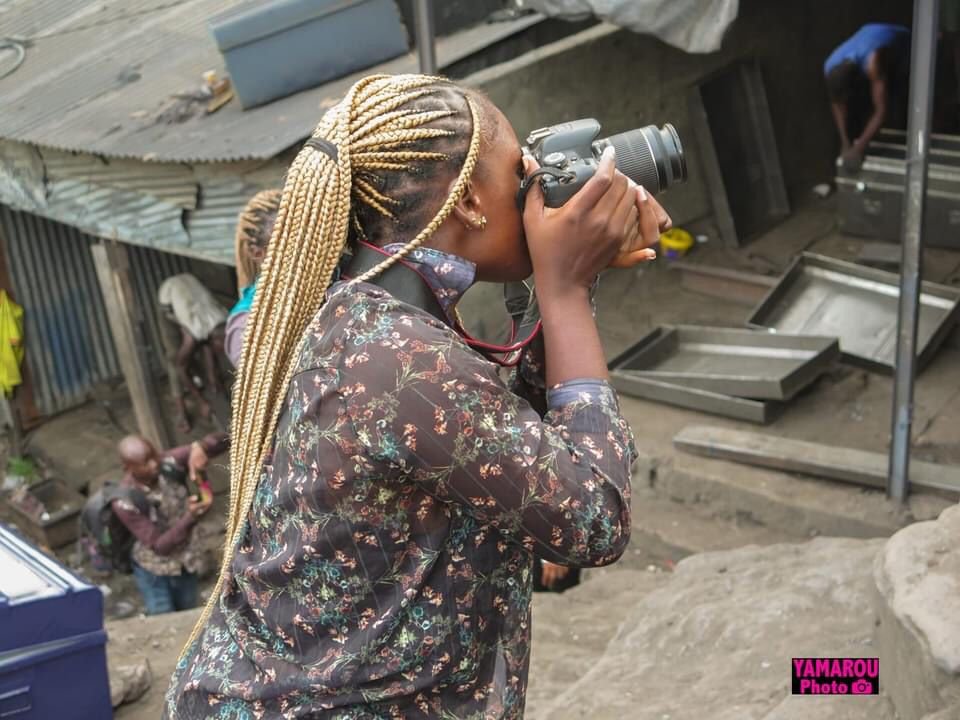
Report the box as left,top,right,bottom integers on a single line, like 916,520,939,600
522,119,687,208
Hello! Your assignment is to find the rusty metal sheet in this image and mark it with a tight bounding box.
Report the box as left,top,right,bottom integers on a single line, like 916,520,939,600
1,204,193,415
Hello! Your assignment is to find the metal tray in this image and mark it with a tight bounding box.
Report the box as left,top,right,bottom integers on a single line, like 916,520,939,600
607,373,779,425
608,325,838,400
748,253,960,372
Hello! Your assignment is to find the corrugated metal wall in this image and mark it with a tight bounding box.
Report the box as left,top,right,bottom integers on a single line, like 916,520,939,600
0,205,193,415
128,244,192,376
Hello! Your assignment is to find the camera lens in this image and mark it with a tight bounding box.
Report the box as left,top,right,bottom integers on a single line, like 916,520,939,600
598,123,687,194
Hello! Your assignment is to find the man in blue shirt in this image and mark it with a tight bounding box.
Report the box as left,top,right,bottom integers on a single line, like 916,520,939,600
824,23,911,169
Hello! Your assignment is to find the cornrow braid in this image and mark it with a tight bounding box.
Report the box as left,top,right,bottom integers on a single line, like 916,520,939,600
233,189,281,289
181,74,484,656
349,95,481,283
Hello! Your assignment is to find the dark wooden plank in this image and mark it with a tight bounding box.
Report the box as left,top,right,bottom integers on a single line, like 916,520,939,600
688,86,739,249
674,424,960,498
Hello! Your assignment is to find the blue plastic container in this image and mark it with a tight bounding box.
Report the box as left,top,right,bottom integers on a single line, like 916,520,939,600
209,0,410,109
0,524,111,719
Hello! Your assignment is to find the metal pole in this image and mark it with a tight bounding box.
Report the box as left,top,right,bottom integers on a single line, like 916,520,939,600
413,0,437,75
889,0,939,502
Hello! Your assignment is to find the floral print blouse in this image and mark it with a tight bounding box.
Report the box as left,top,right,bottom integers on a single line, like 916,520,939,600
165,254,635,719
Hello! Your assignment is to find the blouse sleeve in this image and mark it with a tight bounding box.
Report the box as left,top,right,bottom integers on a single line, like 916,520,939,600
338,312,635,567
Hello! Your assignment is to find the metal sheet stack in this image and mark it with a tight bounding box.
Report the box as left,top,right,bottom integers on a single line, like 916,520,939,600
835,129,960,247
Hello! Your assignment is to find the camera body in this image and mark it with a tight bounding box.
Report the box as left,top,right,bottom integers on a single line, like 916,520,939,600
524,118,687,208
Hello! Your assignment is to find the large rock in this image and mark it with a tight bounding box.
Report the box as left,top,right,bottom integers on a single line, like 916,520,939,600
874,503,960,720
533,538,895,720
528,567,670,717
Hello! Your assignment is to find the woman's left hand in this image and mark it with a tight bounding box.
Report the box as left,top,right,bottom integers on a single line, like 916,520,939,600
541,560,570,589
608,184,672,268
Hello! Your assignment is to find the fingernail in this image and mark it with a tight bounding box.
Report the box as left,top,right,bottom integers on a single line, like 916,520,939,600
638,185,648,202
601,145,616,162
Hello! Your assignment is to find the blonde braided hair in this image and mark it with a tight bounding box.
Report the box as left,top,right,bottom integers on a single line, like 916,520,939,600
233,189,282,289
181,74,484,655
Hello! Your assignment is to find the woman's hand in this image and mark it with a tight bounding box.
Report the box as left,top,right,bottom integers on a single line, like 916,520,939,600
541,560,570,589
608,186,672,268
523,147,637,299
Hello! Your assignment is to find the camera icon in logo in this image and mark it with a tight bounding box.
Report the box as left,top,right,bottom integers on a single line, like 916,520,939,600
851,679,873,695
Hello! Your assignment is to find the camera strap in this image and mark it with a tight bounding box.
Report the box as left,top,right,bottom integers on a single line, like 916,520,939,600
340,242,447,324
341,241,542,367
515,167,575,212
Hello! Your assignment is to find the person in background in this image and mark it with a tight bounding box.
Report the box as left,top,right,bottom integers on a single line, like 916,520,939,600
824,23,911,169
112,432,228,615
225,189,281,368
157,273,229,432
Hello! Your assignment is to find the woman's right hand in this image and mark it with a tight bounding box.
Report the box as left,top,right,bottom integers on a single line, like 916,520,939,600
522,146,637,299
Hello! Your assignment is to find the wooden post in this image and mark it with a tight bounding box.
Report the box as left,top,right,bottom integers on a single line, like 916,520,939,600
91,240,169,449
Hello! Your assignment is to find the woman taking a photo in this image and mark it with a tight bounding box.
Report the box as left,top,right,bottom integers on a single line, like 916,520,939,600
167,73,668,719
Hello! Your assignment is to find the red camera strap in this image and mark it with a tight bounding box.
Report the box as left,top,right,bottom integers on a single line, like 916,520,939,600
340,242,542,367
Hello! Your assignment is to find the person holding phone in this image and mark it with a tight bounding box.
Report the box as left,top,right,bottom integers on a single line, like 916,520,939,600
112,432,228,615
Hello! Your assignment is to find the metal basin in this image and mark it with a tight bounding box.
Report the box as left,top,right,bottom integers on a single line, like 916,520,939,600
748,253,960,372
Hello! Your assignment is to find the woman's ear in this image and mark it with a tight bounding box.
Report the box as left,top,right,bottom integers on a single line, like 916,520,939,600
450,178,485,231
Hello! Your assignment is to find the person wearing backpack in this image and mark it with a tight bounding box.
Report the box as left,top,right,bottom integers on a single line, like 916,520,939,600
111,432,228,615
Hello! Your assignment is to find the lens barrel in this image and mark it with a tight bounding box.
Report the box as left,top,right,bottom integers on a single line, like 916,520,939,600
599,123,687,194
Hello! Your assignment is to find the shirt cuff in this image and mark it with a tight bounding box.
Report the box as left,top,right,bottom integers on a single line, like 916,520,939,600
546,378,615,410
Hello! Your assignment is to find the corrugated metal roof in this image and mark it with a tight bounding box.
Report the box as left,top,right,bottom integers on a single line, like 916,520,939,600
185,178,261,264
0,137,286,264
41,148,199,209
0,0,545,163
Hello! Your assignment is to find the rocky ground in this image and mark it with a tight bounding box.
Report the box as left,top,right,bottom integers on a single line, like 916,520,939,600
530,538,894,720
107,498,960,719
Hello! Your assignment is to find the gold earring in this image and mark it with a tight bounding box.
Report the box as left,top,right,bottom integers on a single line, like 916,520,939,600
475,215,487,230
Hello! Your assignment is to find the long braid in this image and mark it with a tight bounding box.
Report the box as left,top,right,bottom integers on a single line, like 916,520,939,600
233,189,281,289
181,74,484,656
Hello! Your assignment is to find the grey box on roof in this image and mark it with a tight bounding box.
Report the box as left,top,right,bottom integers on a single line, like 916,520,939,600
209,0,410,109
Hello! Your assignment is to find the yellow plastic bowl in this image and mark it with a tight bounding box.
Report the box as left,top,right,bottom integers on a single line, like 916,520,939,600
659,228,695,258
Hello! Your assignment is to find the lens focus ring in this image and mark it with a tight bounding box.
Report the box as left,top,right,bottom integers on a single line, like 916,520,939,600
608,129,661,192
